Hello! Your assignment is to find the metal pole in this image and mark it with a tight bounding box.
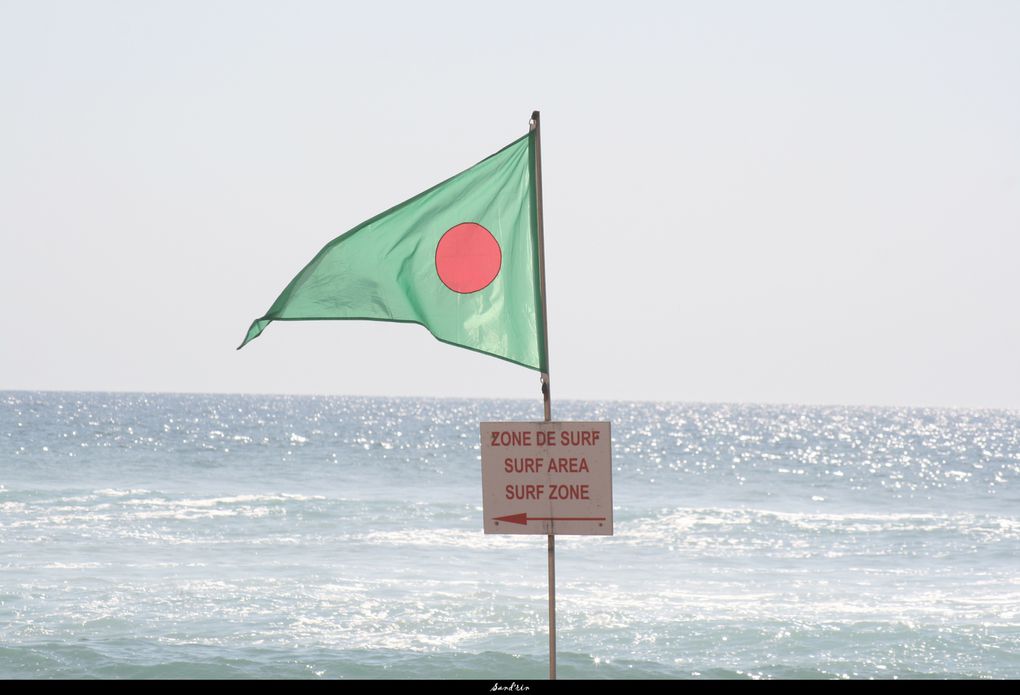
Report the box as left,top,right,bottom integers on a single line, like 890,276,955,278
530,110,555,681
547,532,556,679
531,110,551,423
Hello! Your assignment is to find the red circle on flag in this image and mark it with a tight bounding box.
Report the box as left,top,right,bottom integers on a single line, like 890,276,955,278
435,222,501,294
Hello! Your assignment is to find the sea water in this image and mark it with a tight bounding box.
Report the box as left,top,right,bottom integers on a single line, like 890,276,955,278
1,391,1018,679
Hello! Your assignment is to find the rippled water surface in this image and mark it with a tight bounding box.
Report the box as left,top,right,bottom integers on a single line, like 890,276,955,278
1,392,1018,678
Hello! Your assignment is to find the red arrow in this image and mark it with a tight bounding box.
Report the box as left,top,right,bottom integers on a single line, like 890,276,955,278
494,513,606,525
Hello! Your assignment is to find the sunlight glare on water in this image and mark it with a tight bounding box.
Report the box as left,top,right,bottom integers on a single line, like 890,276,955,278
1,392,1018,678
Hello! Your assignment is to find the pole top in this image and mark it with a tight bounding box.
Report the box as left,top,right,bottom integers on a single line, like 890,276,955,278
531,110,540,127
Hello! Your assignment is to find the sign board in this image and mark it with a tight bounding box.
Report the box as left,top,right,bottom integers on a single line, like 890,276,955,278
480,421,612,535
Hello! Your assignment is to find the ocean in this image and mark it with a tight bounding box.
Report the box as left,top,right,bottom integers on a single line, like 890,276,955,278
1,391,1018,679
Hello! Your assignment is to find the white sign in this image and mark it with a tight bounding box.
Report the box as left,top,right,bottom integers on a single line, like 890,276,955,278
480,421,613,535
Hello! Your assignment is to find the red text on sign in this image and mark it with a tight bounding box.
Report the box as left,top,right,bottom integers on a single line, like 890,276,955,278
505,457,543,473
506,484,544,500
549,484,590,500
547,457,589,473
560,430,601,446
491,431,531,446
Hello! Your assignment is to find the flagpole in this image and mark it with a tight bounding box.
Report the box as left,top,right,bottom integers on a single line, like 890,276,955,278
530,110,555,681
531,111,551,423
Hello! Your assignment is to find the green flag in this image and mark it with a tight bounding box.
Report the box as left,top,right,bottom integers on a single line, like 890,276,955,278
239,131,548,372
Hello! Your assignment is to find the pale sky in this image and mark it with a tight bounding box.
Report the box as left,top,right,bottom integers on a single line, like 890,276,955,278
2,0,1018,409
